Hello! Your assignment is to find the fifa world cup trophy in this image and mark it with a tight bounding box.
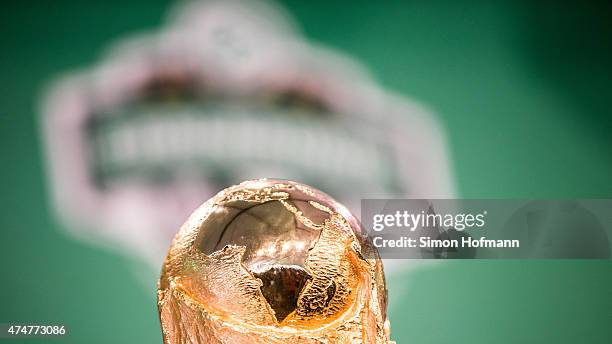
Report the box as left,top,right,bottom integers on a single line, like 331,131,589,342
157,179,395,343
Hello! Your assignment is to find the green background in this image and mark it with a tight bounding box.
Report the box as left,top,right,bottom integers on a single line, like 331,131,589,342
1,1,611,343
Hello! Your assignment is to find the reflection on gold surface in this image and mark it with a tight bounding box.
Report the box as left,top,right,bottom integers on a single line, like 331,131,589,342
158,179,394,343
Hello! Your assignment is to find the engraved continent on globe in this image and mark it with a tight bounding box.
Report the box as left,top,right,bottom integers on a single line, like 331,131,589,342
157,179,395,343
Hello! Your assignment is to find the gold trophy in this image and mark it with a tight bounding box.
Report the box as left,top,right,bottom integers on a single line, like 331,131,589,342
158,179,395,343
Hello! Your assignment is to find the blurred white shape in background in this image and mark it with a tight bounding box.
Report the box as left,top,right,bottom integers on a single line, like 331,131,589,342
40,0,456,275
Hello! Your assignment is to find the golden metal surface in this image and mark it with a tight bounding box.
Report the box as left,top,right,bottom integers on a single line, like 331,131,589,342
158,179,395,343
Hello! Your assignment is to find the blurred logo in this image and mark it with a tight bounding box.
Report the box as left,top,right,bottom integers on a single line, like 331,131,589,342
40,0,455,268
